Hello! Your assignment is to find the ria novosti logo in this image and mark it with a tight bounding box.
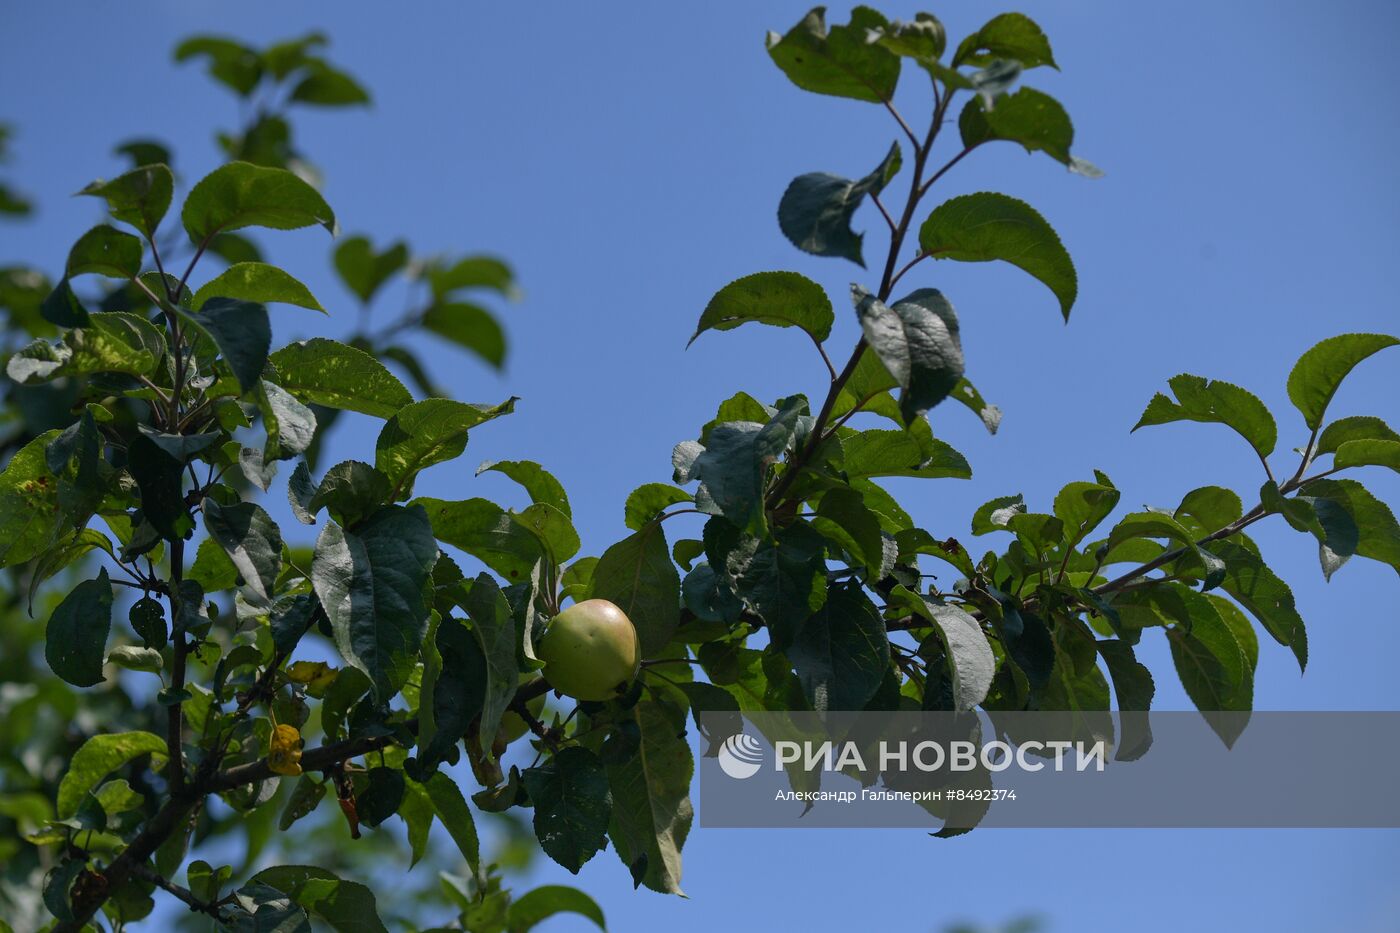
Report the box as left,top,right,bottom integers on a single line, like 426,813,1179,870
718,732,764,779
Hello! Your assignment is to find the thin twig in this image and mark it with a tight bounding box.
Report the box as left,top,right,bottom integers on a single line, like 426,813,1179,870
811,334,838,381
888,251,930,292
870,191,897,233
882,99,921,149
918,144,977,198
130,865,226,919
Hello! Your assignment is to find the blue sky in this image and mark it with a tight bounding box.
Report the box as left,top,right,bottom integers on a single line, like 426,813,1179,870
3,2,1399,930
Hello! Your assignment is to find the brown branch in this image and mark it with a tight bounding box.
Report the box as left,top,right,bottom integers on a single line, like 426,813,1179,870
55,792,199,932
165,539,187,792
130,864,226,919
207,725,410,794
766,87,955,511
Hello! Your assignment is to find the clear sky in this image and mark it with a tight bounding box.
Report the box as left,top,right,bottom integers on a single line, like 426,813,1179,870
3,2,1399,931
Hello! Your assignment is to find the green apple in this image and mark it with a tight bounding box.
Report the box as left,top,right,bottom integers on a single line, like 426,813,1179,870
537,598,641,702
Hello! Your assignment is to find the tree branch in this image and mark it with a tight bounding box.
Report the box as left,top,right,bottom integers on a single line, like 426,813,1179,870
766,85,956,510
130,864,226,920
55,792,199,932
165,538,187,792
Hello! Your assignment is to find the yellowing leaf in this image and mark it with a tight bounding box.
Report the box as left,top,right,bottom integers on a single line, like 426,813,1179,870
269,723,304,776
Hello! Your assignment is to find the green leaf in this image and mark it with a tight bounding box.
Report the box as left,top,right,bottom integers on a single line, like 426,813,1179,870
512,502,580,564
397,780,433,866
840,425,971,480
28,528,116,614
766,6,900,103
790,580,888,711
949,376,1002,434
810,486,885,577
673,397,808,532
426,255,516,299
249,865,388,933
1286,333,1399,430
127,434,194,539
507,885,606,933
461,573,520,752
202,499,283,608
135,426,220,463
959,87,1087,171
623,483,692,531
182,162,336,243
478,460,572,518
681,562,743,624
1333,439,1400,474
278,775,326,832
192,262,325,313
1261,479,1325,538
224,884,311,929
953,12,1057,69
1174,486,1243,534
1303,478,1400,578
0,182,33,217
521,746,612,874
78,164,174,240
127,596,168,651
1133,373,1277,461
421,302,507,369
260,32,328,78
260,380,318,462
187,860,234,906
45,569,114,687
1096,639,1155,760
43,860,85,923
831,346,902,426
309,460,391,528
334,236,408,304
1053,479,1121,548
356,767,405,827
188,538,236,598
972,493,1025,535
269,338,413,418
40,278,90,328
853,285,965,422
312,505,439,700
1167,590,1253,747
174,35,263,96
177,298,270,394
1316,415,1399,455
895,587,996,710
591,523,681,656
689,271,833,348
414,497,544,583
1105,511,1216,583
288,461,319,525
66,225,143,279
1206,539,1306,671
57,731,166,819
376,398,517,500
289,61,371,106
416,616,486,774
422,772,481,874
606,694,694,895
7,312,166,384
918,192,1076,319
0,431,62,568
711,520,826,651
778,141,900,266
867,13,946,64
